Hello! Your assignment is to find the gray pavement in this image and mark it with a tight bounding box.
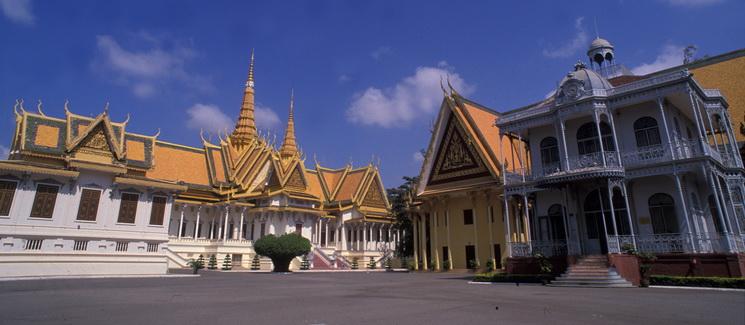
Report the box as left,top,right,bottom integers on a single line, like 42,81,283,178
0,271,743,325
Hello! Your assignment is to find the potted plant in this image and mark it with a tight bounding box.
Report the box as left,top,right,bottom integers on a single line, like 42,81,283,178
367,257,377,269
534,253,553,285
187,257,204,274
385,258,393,271
485,259,495,272
351,257,359,270
467,259,478,271
253,233,311,272
441,259,450,271
636,252,656,287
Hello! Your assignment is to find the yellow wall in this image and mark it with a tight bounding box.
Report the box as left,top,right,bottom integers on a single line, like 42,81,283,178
415,193,507,270
690,53,745,143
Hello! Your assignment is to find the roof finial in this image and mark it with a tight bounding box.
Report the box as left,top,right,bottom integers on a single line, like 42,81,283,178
13,99,20,115
123,113,130,125
104,101,110,114
153,128,161,138
280,88,298,158
247,48,255,89
446,75,458,96
64,99,71,114
19,98,26,112
37,99,45,116
440,75,449,96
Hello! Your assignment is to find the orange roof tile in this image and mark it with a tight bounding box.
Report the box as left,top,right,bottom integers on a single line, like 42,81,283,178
320,168,345,195
335,169,366,201
147,142,210,186
305,170,325,200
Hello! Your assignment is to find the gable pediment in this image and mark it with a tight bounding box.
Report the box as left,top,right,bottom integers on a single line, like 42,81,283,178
427,115,490,186
361,176,387,209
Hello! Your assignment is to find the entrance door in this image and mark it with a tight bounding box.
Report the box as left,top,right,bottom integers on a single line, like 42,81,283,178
584,189,611,254
465,245,476,269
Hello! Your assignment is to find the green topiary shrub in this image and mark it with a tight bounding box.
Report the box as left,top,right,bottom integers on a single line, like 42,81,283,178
473,272,553,283
222,254,232,270
442,260,451,271
485,259,494,272
208,254,218,270
253,234,311,272
351,257,359,270
385,258,393,270
251,254,261,270
367,257,376,269
650,275,745,289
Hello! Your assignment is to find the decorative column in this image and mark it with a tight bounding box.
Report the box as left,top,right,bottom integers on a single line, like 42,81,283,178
674,174,696,253
419,214,428,270
722,112,744,166
341,223,347,251
412,214,419,270
194,205,201,240
238,207,245,240
503,193,512,257
620,182,637,249
606,182,620,251
688,90,708,151
325,219,330,248
713,176,737,234
521,194,530,252
657,98,676,159
210,216,215,240
607,111,622,165
597,189,611,252
487,200,495,267
707,172,733,252
593,110,607,167
560,187,572,254
559,119,570,170
178,204,185,239
223,206,230,243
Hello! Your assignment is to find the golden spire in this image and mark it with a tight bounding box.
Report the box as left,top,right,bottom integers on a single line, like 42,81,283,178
280,89,298,158
230,49,257,148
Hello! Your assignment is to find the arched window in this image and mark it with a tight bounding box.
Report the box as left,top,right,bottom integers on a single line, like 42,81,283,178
649,193,678,234
540,137,560,165
633,117,661,148
577,122,615,155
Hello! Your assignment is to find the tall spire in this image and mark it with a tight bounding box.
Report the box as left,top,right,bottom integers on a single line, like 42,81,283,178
280,89,298,158
231,49,257,148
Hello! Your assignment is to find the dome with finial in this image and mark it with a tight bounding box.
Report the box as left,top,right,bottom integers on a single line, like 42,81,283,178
587,37,615,68
555,61,612,104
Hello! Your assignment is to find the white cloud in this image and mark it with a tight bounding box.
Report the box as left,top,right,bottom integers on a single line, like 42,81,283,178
413,151,424,163
0,145,9,159
186,104,233,135
346,63,475,128
660,0,724,7
543,17,588,59
0,0,34,25
631,44,684,75
371,46,393,60
93,34,212,98
338,74,351,83
255,105,281,130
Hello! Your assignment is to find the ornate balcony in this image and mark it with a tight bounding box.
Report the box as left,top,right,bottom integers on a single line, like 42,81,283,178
508,240,567,257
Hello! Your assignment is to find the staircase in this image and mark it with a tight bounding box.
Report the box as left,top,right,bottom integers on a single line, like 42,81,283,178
550,255,633,288
310,247,335,270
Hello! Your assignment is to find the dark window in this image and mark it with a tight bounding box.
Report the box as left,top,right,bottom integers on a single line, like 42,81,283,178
548,204,566,240
493,244,502,268
30,184,59,218
708,195,724,233
577,122,615,154
117,193,139,224
540,137,560,165
465,245,476,268
649,193,678,234
0,180,17,216
260,223,266,237
149,196,167,225
634,117,661,148
442,246,449,263
76,189,101,221
463,209,474,225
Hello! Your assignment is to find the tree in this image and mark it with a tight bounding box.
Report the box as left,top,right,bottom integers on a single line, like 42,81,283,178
253,233,311,272
386,175,419,258
222,254,232,270
207,255,217,270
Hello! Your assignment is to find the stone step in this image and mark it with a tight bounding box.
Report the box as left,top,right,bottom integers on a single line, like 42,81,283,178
549,282,634,288
552,278,630,284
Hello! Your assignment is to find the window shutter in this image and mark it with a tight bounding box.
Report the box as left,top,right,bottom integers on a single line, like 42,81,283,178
149,196,166,225
76,189,101,221
117,193,139,224
0,181,17,216
31,184,59,218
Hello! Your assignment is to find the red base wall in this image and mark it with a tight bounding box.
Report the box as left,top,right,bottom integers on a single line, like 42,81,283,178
506,256,574,276
649,253,745,277
609,254,641,286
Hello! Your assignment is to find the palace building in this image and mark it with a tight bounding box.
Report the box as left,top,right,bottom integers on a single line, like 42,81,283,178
412,39,745,281
0,53,395,278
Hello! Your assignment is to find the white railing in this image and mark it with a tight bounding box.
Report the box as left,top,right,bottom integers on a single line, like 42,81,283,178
568,151,621,170
610,70,689,96
621,145,669,167
633,233,689,254
539,162,561,177
530,240,568,257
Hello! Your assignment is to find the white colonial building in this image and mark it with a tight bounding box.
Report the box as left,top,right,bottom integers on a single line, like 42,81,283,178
496,38,745,261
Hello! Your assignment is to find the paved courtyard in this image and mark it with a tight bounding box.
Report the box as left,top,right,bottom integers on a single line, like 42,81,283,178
0,271,743,325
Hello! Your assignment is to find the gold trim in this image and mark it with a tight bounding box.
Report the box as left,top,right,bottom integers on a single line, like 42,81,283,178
69,161,127,174
114,176,187,191
0,161,79,178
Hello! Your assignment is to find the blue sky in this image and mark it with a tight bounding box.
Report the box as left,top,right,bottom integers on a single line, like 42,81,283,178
1,0,744,187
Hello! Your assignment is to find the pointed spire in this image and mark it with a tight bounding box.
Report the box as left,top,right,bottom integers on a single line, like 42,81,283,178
230,50,258,148
280,89,298,158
